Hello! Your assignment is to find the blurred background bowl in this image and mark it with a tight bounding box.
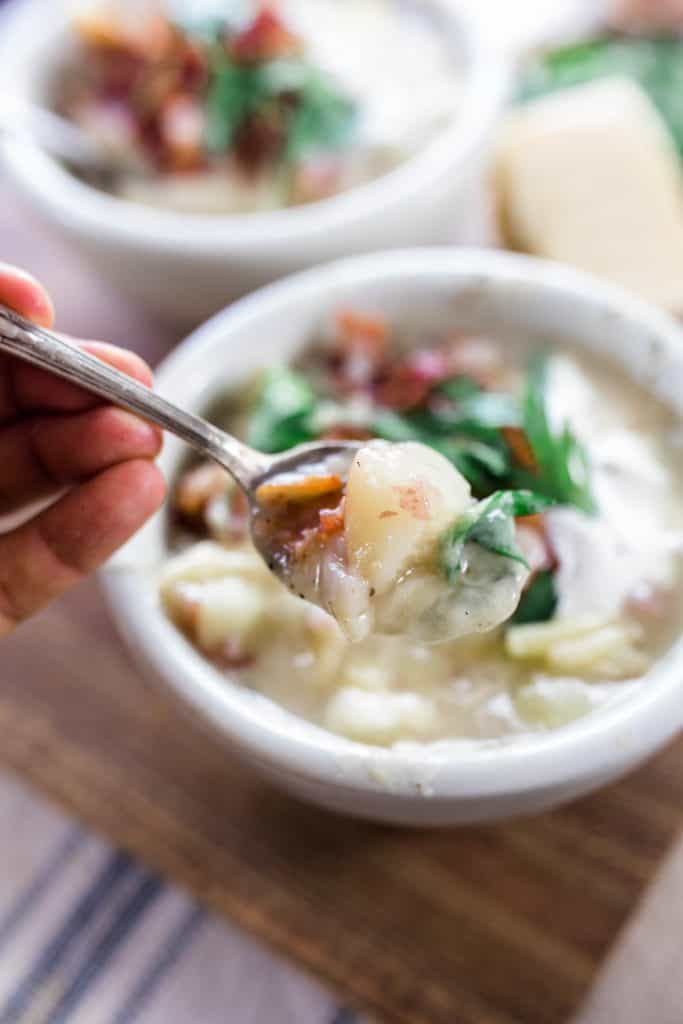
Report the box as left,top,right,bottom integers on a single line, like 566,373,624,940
102,248,683,826
0,0,508,326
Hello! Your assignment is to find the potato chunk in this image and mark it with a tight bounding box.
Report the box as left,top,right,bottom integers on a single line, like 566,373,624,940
514,677,598,728
506,615,651,680
325,687,437,744
344,441,471,595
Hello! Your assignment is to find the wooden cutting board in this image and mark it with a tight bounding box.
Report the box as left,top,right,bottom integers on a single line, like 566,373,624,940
3,582,683,1024
3,181,683,1024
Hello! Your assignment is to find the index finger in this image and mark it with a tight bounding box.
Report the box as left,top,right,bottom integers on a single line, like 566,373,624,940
0,263,54,328
0,341,155,426
0,263,154,423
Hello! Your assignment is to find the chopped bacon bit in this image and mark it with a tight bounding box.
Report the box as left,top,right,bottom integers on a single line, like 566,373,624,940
376,348,450,410
175,462,230,519
519,513,545,533
256,473,343,506
70,11,209,169
319,497,346,535
446,336,504,388
233,110,287,174
159,94,205,170
503,426,537,472
320,425,373,442
145,13,179,60
379,510,399,519
516,523,555,576
90,50,147,102
333,310,388,393
231,8,302,64
516,511,557,596
75,9,175,60
180,42,207,90
263,490,346,565
336,310,387,354
74,12,141,53
376,374,429,411
393,484,431,521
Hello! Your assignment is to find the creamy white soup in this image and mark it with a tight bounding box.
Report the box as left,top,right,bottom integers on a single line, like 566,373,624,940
57,0,461,213
160,312,683,746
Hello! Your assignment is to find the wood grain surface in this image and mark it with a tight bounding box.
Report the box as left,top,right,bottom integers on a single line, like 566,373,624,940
3,179,683,1024
3,583,683,1024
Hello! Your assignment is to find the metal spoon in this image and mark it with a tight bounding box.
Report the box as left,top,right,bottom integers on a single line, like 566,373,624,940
0,98,150,190
0,304,358,574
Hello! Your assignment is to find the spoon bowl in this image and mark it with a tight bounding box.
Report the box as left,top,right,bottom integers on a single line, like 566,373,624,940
0,302,359,586
0,97,151,191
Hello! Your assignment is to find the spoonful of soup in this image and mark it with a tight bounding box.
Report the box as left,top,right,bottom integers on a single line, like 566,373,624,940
253,439,549,642
0,305,545,642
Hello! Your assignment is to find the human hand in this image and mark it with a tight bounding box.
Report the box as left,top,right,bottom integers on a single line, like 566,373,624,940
0,264,165,635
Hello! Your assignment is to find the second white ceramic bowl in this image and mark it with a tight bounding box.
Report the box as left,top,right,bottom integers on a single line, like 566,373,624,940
101,249,683,826
0,0,507,325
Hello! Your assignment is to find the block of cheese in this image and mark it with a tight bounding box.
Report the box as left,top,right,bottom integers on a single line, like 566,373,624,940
496,77,683,312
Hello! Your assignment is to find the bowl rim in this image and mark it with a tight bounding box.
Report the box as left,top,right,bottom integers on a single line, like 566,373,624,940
102,248,683,801
0,0,507,253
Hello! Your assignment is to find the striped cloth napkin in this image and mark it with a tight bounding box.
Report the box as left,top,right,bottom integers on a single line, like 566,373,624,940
6,758,683,1024
0,772,360,1024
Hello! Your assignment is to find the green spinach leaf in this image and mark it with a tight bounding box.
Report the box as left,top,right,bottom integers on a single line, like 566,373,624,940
371,410,510,495
515,353,595,513
435,378,521,430
285,68,357,161
246,368,315,452
440,490,554,583
204,50,356,162
510,570,558,625
205,61,267,153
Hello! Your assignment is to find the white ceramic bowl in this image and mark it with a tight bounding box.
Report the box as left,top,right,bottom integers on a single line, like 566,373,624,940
102,249,683,826
0,0,507,326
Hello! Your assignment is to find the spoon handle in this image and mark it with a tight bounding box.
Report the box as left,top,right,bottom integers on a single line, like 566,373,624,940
0,304,269,489
0,101,107,169
0,99,149,181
